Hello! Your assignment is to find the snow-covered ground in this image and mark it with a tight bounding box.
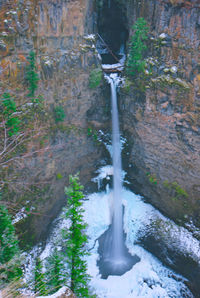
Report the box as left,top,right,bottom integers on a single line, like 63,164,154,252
83,187,194,298
23,165,200,297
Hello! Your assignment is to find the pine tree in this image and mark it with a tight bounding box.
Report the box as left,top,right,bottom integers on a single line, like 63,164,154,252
34,257,47,295
0,203,22,286
63,174,91,297
26,51,39,98
46,249,64,294
126,18,148,77
0,204,19,264
1,93,21,136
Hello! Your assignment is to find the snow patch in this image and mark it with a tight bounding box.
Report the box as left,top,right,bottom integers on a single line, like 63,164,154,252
12,207,27,224
159,33,167,39
84,34,96,41
38,286,72,298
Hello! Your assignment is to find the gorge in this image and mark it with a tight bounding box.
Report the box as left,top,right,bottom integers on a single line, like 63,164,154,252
0,0,200,297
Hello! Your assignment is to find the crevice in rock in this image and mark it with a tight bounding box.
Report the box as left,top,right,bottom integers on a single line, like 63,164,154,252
96,0,129,64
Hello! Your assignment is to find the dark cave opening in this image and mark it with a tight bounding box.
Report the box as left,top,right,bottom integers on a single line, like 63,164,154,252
97,0,129,65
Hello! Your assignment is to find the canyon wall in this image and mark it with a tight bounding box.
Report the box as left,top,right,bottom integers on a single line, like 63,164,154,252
0,0,108,246
120,0,200,232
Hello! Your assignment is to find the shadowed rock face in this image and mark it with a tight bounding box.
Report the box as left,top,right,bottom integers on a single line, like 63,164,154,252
118,0,200,232
97,0,128,57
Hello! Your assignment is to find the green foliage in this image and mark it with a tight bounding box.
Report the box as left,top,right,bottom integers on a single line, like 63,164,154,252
34,257,47,295
126,18,149,78
32,95,44,107
2,93,16,116
163,180,188,199
1,93,21,136
0,255,23,286
89,68,102,89
121,78,133,93
26,51,39,98
56,173,63,180
146,172,158,185
63,174,91,297
45,249,64,294
0,204,22,286
87,127,99,143
87,127,93,136
54,106,66,123
0,205,19,264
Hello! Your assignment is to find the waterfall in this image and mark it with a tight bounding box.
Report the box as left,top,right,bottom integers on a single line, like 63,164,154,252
96,74,139,278
109,74,124,261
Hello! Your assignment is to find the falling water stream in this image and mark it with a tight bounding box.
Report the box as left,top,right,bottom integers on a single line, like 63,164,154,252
97,74,139,278
109,74,123,260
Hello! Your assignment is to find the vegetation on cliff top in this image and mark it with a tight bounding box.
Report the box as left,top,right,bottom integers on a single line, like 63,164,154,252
126,18,148,78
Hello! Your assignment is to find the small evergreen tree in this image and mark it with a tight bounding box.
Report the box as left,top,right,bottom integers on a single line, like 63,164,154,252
63,174,91,297
34,257,47,295
0,202,22,286
54,106,66,123
1,93,21,136
46,249,64,294
0,204,19,264
26,51,39,98
126,18,148,78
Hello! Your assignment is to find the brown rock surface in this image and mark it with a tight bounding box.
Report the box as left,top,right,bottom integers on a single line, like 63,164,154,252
120,0,200,230
0,0,107,246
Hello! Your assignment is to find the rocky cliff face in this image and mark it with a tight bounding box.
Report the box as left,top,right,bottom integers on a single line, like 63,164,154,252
0,0,108,246
119,0,200,232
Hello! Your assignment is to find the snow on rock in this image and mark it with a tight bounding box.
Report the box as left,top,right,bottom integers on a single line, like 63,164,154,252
170,66,178,73
92,165,113,190
12,207,27,224
159,33,167,39
38,286,75,298
84,34,96,41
